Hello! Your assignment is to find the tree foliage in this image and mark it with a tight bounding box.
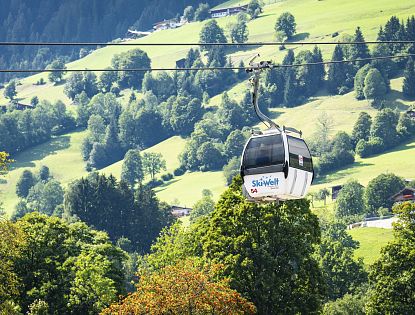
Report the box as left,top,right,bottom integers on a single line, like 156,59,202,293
247,0,262,19
111,49,151,89
0,151,13,174
5,213,126,314
64,173,172,252
194,3,210,22
275,12,296,39
367,202,415,313
142,152,167,180
199,20,227,52
102,259,256,315
201,177,324,314
402,58,415,98
16,170,36,198
189,192,215,223
319,223,367,300
351,112,372,145
334,180,366,220
46,59,67,84
4,80,17,100
364,173,405,214
121,149,144,186
363,68,387,102
169,96,203,136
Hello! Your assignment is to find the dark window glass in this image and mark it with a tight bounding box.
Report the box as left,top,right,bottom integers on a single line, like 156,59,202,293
243,134,285,169
287,136,313,172
287,136,311,158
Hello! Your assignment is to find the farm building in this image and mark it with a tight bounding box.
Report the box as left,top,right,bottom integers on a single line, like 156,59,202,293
126,29,152,39
171,205,192,218
153,19,182,31
210,4,248,18
391,187,415,203
175,58,186,68
331,185,343,200
6,102,35,111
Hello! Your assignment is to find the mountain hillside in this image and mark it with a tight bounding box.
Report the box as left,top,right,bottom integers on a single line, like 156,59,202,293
1,0,415,212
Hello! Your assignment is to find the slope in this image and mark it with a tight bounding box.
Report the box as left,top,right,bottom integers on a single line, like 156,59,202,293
1,0,415,209
2,0,415,105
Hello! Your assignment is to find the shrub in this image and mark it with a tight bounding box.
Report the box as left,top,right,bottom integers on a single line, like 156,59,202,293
146,179,164,189
355,137,384,158
173,167,186,177
161,173,174,181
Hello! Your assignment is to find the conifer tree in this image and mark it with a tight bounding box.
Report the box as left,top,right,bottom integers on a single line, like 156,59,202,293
312,46,325,85
327,45,347,94
282,49,295,66
284,68,297,106
403,59,415,98
349,27,371,68
406,16,415,41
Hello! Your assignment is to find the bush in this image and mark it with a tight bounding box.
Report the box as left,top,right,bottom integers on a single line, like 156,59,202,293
377,207,390,218
355,137,384,158
146,179,164,189
161,173,174,181
173,167,186,177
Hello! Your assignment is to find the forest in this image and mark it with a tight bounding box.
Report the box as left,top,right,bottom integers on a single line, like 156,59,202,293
1,0,415,314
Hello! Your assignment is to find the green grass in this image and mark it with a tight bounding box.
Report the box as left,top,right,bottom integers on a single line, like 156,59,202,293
3,0,415,106
2,0,415,208
313,138,415,191
101,136,186,179
0,130,89,215
154,171,226,207
348,227,394,265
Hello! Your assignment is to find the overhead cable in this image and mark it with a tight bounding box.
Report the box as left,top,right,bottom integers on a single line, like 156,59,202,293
0,40,413,47
0,53,414,73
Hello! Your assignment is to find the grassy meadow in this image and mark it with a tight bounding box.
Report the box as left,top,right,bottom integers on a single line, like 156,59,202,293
0,130,88,214
2,0,415,220
348,227,394,265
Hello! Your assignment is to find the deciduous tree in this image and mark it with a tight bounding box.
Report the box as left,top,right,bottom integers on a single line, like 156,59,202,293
16,170,35,198
363,68,387,103
201,177,325,314
247,0,262,19
366,202,415,314
334,180,366,220
403,59,415,98
102,259,256,315
4,80,17,100
364,173,405,214
319,223,367,300
199,20,227,53
121,149,144,186
194,3,210,21
46,59,66,84
351,112,372,145
275,12,296,39
142,152,166,180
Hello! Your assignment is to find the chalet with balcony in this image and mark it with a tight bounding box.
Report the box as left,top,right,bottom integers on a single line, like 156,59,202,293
171,205,192,218
210,4,248,18
391,187,415,203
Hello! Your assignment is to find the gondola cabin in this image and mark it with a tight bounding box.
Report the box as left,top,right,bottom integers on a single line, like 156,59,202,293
240,128,313,202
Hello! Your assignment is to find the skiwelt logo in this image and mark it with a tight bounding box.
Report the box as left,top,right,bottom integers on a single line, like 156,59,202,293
251,176,279,188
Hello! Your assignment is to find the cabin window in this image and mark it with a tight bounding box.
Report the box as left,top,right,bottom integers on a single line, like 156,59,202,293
287,136,313,172
243,135,285,169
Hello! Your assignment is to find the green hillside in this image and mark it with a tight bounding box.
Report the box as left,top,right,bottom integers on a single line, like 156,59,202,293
1,0,415,211
101,136,187,179
0,130,88,213
2,0,415,105
349,227,394,265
